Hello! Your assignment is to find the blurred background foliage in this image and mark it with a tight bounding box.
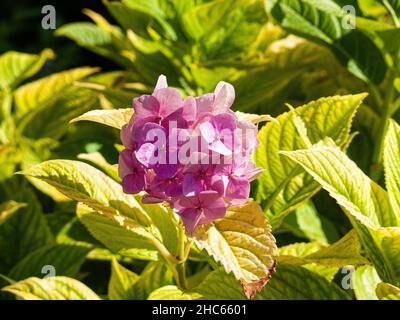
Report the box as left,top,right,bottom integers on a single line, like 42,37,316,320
1,0,400,298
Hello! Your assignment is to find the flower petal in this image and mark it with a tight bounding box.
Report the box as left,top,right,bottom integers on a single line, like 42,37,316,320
153,88,183,117
209,139,232,156
136,143,157,167
214,81,235,114
154,74,168,91
226,176,250,202
118,149,134,178
196,93,214,117
133,95,160,119
199,121,217,143
122,173,145,194
183,173,204,196
180,208,203,234
198,190,225,209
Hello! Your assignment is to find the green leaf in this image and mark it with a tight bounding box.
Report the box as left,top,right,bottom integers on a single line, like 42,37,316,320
123,0,177,40
55,22,112,47
353,265,381,300
16,86,99,140
267,0,387,84
108,258,139,300
378,0,400,23
234,36,325,112
19,160,151,226
192,200,277,299
370,227,400,286
256,263,351,300
281,144,400,285
0,190,53,273
194,264,350,300
383,120,400,222
137,201,180,257
20,160,180,262
281,144,396,228
194,269,247,300
129,261,174,299
77,151,120,182
46,212,101,248
14,67,99,116
0,49,54,89
148,285,198,300
8,245,90,281
255,94,367,228
278,241,339,281
109,259,173,300
279,241,324,260
182,0,247,41
376,282,400,300
70,108,134,129
0,201,26,225
2,276,100,300
77,203,158,261
235,111,274,124
305,230,369,267
282,200,340,244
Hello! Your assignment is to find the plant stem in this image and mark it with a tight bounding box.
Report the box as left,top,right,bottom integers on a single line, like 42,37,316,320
175,263,188,290
370,49,400,181
173,220,189,290
382,0,400,28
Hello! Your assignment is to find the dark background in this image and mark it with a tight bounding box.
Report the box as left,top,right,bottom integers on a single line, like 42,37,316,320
0,0,118,74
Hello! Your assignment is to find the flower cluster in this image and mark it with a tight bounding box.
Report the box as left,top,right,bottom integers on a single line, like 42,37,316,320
119,75,262,233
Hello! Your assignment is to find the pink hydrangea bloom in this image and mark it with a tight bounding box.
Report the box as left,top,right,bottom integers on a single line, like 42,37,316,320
119,75,262,233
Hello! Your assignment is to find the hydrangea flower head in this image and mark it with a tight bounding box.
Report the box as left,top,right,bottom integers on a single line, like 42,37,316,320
119,75,262,233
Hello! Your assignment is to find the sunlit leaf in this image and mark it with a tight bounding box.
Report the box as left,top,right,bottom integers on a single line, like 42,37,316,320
376,282,400,300
70,108,134,129
193,200,277,299
353,265,380,300
14,67,99,115
0,49,54,89
281,144,400,285
383,120,400,222
255,94,367,228
2,276,100,300
8,245,90,281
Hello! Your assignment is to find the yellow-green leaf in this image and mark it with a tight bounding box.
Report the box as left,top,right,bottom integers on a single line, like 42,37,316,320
376,282,400,300
148,286,198,300
77,203,159,261
14,67,99,115
192,200,277,299
0,201,26,225
281,144,400,285
257,263,350,300
19,160,151,226
353,266,381,300
0,49,54,89
78,151,120,181
281,144,396,228
108,258,139,300
195,264,349,300
255,94,367,228
70,108,134,129
305,230,369,267
2,276,100,300
277,242,339,281
235,111,274,124
383,119,400,224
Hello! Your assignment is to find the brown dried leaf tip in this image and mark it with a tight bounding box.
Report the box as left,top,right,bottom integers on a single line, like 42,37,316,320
240,260,277,300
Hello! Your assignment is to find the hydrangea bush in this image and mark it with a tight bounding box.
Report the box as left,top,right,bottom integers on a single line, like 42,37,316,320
3,0,400,302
